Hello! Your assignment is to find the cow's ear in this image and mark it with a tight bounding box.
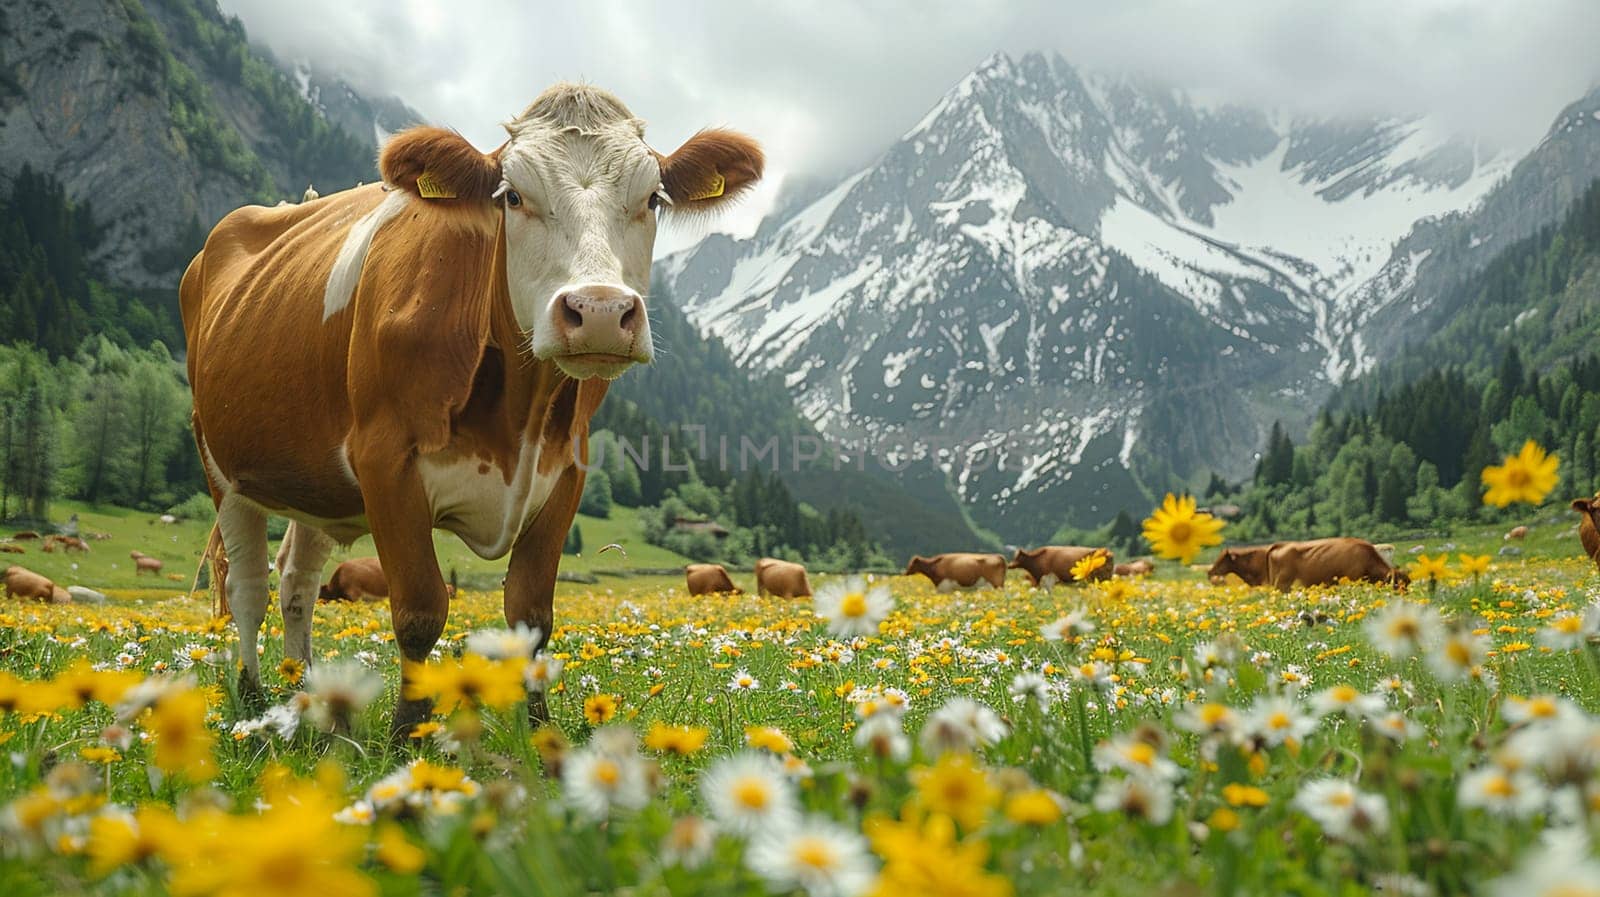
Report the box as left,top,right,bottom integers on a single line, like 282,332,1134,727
659,129,763,215
381,127,502,202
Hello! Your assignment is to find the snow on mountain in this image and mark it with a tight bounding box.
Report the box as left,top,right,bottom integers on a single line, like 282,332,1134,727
656,50,1541,540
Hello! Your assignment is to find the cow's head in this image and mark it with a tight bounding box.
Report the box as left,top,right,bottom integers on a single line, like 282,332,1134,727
380,84,763,380
904,555,930,577
1207,548,1244,584
1573,495,1600,522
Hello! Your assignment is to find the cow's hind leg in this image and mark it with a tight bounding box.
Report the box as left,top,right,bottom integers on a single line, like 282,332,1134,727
216,494,270,699
277,522,334,669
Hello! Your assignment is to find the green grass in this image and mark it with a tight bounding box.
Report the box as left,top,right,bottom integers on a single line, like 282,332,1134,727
3,501,693,594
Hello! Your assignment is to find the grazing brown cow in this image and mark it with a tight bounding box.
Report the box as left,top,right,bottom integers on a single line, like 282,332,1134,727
319,558,390,603
130,551,163,576
182,83,762,736
56,536,88,553
1572,495,1600,569
905,553,1007,590
1264,538,1406,591
3,565,55,602
1009,546,1113,588
11,531,38,541
0,544,23,555
1505,526,1529,541
49,586,71,605
754,558,811,599
685,563,740,596
1114,559,1154,577
1208,546,1272,586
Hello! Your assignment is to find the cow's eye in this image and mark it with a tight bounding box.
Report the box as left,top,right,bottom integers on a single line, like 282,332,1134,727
647,192,662,212
505,189,522,208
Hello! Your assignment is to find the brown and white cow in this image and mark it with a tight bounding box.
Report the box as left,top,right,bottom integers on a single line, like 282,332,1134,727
1572,494,1600,570
182,84,761,736
3,565,55,602
754,557,811,599
905,553,1007,591
319,557,390,603
1114,559,1154,577
1505,525,1529,541
1009,546,1112,588
685,563,740,596
131,553,164,576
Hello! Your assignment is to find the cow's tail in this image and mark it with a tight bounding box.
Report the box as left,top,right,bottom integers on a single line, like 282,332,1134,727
193,522,230,618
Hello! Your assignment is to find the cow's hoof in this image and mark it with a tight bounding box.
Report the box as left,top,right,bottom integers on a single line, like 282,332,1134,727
389,697,433,747
527,692,550,728
236,669,266,713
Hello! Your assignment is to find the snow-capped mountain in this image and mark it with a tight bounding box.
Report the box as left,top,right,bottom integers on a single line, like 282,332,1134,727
656,51,1553,541
289,60,422,150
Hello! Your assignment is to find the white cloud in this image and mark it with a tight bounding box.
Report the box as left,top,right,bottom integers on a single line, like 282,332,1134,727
220,0,1600,253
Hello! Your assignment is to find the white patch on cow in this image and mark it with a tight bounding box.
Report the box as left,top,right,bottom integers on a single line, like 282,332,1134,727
418,439,563,559
323,189,409,321
937,579,957,593
1039,573,1059,589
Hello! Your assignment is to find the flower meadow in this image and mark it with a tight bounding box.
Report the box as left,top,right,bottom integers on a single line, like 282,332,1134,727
2,552,1600,897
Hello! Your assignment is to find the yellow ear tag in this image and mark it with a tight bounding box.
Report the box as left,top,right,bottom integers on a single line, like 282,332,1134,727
415,172,455,199
685,171,725,201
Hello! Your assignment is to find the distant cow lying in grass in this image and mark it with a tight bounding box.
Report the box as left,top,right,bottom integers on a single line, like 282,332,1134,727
905,553,1007,590
755,558,812,598
685,563,740,596
1208,538,1406,591
319,558,390,603
1009,546,1112,588
1114,559,1154,577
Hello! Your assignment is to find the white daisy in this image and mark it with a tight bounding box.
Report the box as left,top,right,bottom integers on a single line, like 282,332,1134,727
1009,672,1053,709
1364,602,1443,660
701,752,798,837
1093,732,1180,782
853,713,910,762
1293,778,1388,840
917,697,1008,757
1040,609,1094,641
661,816,718,870
1458,766,1547,819
1310,684,1385,720
745,815,876,897
1486,827,1600,897
524,652,566,692
303,661,384,731
813,577,893,639
1092,775,1174,825
1426,626,1490,682
1369,712,1422,743
562,741,651,820
727,669,761,692
465,623,542,660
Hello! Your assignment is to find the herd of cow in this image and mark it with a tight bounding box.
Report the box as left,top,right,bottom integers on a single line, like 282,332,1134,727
682,536,1404,597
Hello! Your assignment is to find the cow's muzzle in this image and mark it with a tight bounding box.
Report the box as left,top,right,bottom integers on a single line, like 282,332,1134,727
548,284,651,379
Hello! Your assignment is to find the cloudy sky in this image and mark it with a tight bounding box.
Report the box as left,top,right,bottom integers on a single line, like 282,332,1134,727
220,0,1600,253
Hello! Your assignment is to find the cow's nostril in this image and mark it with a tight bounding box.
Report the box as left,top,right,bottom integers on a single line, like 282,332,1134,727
619,303,638,332
562,302,584,330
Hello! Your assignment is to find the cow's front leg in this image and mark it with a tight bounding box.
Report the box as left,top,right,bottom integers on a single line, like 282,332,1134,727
354,453,451,743
505,465,584,727
216,493,270,704
276,522,334,669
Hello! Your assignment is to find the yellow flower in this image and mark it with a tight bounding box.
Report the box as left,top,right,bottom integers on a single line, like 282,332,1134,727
144,690,215,782
1207,807,1241,833
276,657,306,686
1221,783,1269,808
1003,788,1061,825
1481,440,1559,507
744,726,794,754
910,753,1000,832
1410,554,1450,582
1071,551,1108,582
1458,554,1491,577
403,655,526,715
583,693,619,725
374,823,426,873
167,782,374,897
80,746,121,764
643,722,710,756
1142,494,1225,565
86,805,187,876
867,809,1013,897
